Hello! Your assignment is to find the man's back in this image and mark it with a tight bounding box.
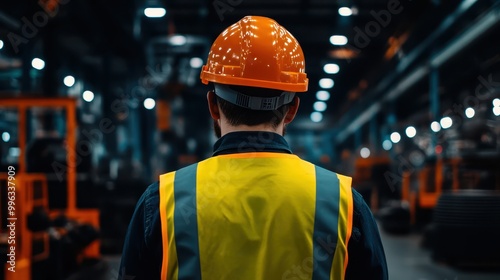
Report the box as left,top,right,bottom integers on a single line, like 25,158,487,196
159,152,353,279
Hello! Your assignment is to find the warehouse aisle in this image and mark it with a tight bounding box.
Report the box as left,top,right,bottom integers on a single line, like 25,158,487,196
380,227,500,280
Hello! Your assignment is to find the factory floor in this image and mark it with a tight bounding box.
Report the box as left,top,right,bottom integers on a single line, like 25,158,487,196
68,224,500,280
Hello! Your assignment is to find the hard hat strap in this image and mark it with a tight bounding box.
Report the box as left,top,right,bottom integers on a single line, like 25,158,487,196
214,84,295,111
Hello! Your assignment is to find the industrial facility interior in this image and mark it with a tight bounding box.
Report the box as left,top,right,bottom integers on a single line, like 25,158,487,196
1,0,500,279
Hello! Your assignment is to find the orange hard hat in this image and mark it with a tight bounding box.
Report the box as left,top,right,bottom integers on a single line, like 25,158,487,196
200,16,308,93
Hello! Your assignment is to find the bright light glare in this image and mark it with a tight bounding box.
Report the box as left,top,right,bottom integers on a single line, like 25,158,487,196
319,78,334,89
169,35,187,46
0,40,4,49
2,132,10,142
465,107,475,118
405,126,416,138
338,7,353,16
431,121,441,132
440,116,453,129
31,58,45,70
316,91,330,101
494,106,500,116
313,101,327,112
323,63,340,74
144,7,166,18
390,132,401,144
311,112,323,122
144,98,156,110
382,140,392,151
190,57,203,68
360,147,370,158
493,98,500,107
83,90,94,102
64,75,75,87
330,35,348,46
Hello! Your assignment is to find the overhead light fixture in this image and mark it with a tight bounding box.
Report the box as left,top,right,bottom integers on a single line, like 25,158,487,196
494,106,500,116
360,147,370,158
144,7,166,18
405,126,416,138
169,35,187,46
64,75,75,87
31,58,45,70
310,112,323,123
313,101,327,112
390,132,401,144
330,35,348,46
430,121,441,132
493,98,500,107
316,91,330,101
323,63,340,74
319,78,334,89
0,40,4,50
382,140,392,151
190,57,203,68
440,116,453,129
465,107,475,118
144,98,156,110
83,90,94,102
2,132,10,142
338,7,353,17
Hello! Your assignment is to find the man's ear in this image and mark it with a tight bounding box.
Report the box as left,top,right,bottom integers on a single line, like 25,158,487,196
207,91,220,120
284,96,300,124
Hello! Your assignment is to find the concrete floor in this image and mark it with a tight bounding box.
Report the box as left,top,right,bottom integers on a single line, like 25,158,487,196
379,227,500,280
67,225,500,280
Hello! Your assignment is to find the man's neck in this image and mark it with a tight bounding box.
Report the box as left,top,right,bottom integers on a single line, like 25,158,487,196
220,123,283,137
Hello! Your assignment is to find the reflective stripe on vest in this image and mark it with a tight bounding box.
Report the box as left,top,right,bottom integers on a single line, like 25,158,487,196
159,152,353,280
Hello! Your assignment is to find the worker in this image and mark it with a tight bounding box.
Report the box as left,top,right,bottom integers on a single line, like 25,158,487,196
120,16,388,280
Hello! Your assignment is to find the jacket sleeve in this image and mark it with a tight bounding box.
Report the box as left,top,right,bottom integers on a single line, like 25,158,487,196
119,182,162,280
345,189,389,280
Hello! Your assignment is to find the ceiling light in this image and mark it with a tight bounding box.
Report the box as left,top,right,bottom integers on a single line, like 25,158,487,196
360,147,370,158
382,140,392,151
83,90,94,102
64,75,75,87
323,63,340,74
493,98,500,107
316,91,330,101
338,7,353,17
440,116,453,129
431,121,441,132
2,132,10,142
144,7,166,18
319,78,334,89
190,57,203,68
313,101,327,112
31,58,45,70
144,98,156,110
169,35,187,46
405,126,416,138
330,35,348,46
0,40,4,50
390,132,401,143
310,112,323,122
465,107,475,118
494,106,500,116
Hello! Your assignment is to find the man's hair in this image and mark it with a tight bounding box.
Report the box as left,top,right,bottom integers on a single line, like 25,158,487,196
214,84,293,128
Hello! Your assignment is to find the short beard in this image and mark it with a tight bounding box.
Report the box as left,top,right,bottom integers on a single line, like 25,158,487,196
213,119,222,138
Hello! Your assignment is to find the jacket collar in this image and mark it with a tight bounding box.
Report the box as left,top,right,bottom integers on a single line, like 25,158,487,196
212,131,292,156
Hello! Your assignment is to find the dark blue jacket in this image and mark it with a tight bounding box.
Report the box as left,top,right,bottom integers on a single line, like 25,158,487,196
120,131,388,280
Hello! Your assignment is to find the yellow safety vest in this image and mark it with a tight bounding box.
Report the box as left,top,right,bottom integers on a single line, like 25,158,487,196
159,152,353,280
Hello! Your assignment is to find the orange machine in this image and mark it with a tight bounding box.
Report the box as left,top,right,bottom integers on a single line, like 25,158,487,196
0,97,100,279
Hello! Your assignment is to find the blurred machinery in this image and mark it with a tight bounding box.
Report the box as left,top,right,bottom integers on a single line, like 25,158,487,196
0,97,99,280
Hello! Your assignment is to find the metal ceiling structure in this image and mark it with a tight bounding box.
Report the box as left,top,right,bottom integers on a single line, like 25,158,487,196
1,0,500,164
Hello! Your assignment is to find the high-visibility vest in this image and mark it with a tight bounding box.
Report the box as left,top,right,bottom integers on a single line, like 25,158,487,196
159,152,354,280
